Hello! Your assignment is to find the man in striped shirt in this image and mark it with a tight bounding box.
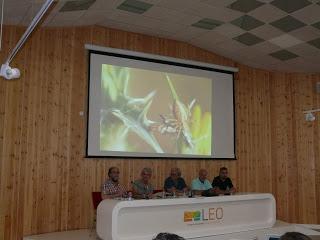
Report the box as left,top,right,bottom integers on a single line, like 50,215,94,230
101,167,127,199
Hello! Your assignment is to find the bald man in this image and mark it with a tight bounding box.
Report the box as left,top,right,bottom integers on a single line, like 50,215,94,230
191,169,213,195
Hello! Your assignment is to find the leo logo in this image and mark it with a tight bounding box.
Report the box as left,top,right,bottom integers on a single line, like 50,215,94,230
184,207,223,223
184,211,201,222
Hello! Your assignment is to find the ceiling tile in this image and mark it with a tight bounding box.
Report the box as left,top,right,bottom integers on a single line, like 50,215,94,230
312,21,320,30
142,0,162,4
173,26,210,42
47,11,86,26
156,0,201,11
89,0,123,11
101,10,181,33
270,15,306,32
139,29,173,39
191,31,232,48
208,40,248,60
302,53,320,61
98,19,141,31
228,0,265,13
117,0,153,14
258,0,275,2
234,32,264,45
60,0,96,12
230,46,269,58
73,10,110,26
250,41,282,54
105,10,141,24
231,15,264,31
240,55,282,69
4,1,32,25
213,39,248,51
250,24,283,40
192,18,224,30
20,2,46,25
185,3,242,22
288,43,320,57
273,57,320,72
291,3,320,24
143,6,198,25
42,1,66,26
248,4,286,23
212,23,246,38
269,34,303,48
270,49,299,60
289,26,320,42
4,16,24,25
136,17,184,33
308,37,320,49
270,0,312,13
201,0,237,7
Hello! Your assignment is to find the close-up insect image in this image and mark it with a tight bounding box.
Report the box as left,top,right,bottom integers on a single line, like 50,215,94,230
100,64,212,156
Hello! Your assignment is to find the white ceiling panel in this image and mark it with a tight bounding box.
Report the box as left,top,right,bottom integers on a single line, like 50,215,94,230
2,0,320,72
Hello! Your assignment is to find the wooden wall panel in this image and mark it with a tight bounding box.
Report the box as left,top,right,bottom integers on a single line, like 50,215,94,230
0,25,320,240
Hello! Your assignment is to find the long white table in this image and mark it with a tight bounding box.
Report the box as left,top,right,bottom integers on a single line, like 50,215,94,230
97,193,277,240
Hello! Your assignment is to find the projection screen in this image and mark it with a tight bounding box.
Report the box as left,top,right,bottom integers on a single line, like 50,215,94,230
86,45,237,159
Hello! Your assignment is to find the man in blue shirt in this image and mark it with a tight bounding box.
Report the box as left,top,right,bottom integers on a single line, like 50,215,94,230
191,169,213,195
164,168,188,194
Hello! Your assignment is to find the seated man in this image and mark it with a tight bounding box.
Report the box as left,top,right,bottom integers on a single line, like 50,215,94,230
164,167,188,194
132,167,154,199
101,167,127,199
212,167,236,194
191,169,213,195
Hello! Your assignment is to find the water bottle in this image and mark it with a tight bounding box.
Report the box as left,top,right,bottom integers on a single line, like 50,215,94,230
162,191,166,199
128,191,132,201
183,189,187,197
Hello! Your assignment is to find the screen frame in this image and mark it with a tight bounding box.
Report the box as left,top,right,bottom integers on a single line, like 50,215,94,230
85,47,237,160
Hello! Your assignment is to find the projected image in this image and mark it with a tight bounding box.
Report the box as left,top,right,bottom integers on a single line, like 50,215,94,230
100,64,212,156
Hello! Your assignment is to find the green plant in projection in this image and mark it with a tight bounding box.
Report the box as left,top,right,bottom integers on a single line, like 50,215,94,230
166,75,195,149
100,123,131,151
155,74,211,155
100,64,163,153
152,75,196,153
181,104,212,155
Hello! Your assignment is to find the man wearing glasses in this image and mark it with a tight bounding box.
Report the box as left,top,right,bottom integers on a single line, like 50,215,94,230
101,167,127,199
164,167,188,194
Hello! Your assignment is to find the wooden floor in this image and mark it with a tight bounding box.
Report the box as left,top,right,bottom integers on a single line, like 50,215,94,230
23,229,99,240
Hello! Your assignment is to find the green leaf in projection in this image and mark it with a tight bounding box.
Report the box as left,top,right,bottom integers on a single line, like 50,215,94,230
100,64,163,153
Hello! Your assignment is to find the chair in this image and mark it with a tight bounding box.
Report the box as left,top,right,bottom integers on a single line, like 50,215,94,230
153,189,163,194
90,191,103,238
92,191,103,210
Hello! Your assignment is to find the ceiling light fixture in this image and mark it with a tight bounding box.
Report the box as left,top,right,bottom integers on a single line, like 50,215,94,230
0,0,54,80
